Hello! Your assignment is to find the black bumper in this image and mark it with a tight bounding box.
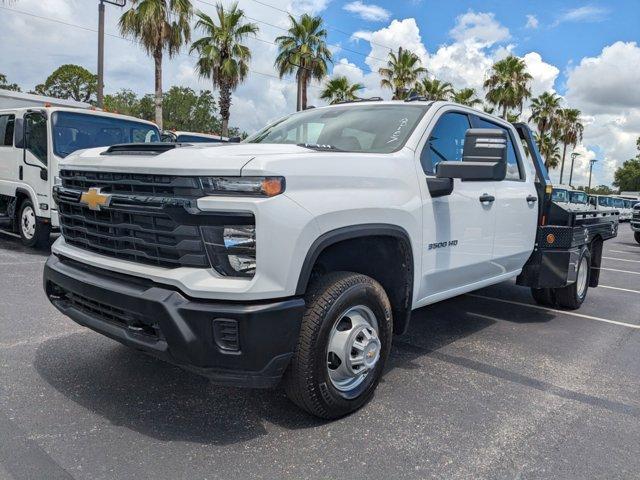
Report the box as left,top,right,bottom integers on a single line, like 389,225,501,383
44,255,305,388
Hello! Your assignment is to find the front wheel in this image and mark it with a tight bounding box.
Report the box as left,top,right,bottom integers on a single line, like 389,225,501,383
635,231,640,244
18,200,50,248
283,272,393,419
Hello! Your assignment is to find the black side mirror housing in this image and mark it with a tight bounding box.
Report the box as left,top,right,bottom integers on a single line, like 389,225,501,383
436,128,508,181
228,136,242,143
14,118,25,148
40,169,48,181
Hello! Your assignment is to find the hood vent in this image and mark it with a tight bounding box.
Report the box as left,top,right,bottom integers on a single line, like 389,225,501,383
101,142,191,156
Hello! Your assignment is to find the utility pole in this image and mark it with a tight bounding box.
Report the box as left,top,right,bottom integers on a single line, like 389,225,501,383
97,0,127,109
568,152,580,187
588,158,597,193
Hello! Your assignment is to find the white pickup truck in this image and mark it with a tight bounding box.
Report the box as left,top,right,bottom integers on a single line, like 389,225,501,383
44,101,618,418
0,106,160,247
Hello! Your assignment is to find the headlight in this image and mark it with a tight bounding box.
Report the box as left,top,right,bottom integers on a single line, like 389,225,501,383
201,224,256,277
200,176,285,197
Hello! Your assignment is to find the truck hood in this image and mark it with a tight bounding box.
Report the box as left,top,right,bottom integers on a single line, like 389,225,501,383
59,143,313,176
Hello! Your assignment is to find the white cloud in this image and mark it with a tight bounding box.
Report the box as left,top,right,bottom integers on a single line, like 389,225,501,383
343,1,390,22
563,42,640,186
449,11,510,47
522,52,559,96
287,0,333,16
553,5,609,26
525,14,539,29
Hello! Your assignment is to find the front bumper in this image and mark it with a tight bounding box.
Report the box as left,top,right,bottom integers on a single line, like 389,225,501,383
631,220,640,232
44,254,305,388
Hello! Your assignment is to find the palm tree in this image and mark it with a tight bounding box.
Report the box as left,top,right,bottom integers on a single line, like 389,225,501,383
320,76,363,104
379,47,426,100
484,55,532,120
452,88,482,107
529,92,561,138
555,108,584,184
119,0,192,129
415,78,453,101
190,3,258,137
275,14,332,111
536,132,561,170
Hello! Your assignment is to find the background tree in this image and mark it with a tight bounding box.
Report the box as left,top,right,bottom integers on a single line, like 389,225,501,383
484,55,532,119
119,0,193,129
104,89,140,116
452,88,481,107
162,86,219,132
415,77,453,101
535,132,561,169
555,108,584,184
275,14,331,111
190,2,257,137
613,138,640,191
379,47,426,100
0,73,21,92
33,64,97,102
529,91,561,138
320,76,363,104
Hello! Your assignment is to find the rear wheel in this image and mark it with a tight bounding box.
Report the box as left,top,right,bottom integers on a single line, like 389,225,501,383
554,249,590,310
283,272,392,419
18,200,50,248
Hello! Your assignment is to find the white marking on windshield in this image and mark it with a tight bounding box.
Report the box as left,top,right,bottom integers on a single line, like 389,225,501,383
387,117,409,144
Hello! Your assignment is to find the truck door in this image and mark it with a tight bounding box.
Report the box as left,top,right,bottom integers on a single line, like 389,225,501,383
471,115,538,272
416,109,498,301
22,111,50,212
0,113,18,193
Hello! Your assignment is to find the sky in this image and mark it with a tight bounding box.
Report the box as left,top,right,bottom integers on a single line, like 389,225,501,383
1,0,639,187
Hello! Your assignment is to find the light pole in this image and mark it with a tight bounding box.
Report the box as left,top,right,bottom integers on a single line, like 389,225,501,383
97,0,127,108
568,152,580,187
587,158,597,193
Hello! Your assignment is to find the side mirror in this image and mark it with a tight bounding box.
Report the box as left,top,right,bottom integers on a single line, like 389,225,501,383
40,169,48,181
228,136,241,143
436,128,508,181
14,118,25,148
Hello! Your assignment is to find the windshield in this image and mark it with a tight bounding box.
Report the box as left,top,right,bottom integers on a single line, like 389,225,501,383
552,189,568,202
598,196,610,207
52,111,160,158
177,134,226,143
245,104,429,153
569,191,587,204
612,198,624,208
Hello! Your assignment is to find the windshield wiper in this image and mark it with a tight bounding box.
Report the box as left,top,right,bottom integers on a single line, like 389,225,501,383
297,143,344,152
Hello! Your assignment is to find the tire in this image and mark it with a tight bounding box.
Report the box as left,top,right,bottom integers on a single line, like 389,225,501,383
554,248,591,310
283,271,393,419
531,287,555,307
635,232,640,244
18,199,50,248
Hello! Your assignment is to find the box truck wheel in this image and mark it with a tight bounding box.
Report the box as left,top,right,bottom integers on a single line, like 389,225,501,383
283,272,392,419
18,200,50,248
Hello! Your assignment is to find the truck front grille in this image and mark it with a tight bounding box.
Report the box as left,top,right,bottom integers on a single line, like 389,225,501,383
57,170,209,268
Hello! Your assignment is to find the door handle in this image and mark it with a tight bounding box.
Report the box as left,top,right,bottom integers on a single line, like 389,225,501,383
526,195,538,203
479,194,495,203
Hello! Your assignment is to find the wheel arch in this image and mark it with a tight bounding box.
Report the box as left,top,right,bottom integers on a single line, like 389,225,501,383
295,224,414,335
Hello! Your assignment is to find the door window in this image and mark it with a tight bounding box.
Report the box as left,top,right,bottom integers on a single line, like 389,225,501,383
26,113,48,165
0,114,15,147
421,112,470,175
473,117,522,180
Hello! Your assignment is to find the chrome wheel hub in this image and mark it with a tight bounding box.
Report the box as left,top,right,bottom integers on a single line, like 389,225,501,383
327,305,381,392
21,206,36,240
577,256,588,298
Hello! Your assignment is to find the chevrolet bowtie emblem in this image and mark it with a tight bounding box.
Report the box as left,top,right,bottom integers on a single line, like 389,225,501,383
80,187,112,211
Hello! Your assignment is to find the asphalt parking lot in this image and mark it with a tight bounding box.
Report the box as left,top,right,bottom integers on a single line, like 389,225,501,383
0,227,638,480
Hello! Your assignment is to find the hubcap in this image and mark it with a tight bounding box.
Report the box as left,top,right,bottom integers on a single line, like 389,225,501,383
576,256,588,298
21,206,36,240
327,305,381,392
